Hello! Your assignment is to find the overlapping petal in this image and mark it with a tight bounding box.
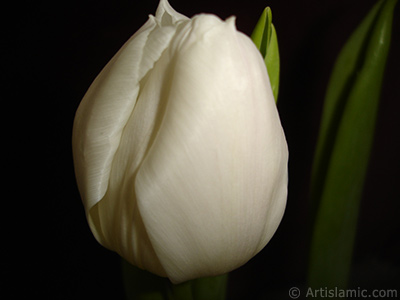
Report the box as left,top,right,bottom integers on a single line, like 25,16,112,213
72,0,189,214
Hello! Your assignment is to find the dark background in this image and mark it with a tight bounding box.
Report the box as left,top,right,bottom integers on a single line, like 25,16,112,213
6,0,399,299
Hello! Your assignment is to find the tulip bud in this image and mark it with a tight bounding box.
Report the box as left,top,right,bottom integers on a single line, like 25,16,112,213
72,0,288,284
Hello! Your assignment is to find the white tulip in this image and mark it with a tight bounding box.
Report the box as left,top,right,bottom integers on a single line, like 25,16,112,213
72,0,288,284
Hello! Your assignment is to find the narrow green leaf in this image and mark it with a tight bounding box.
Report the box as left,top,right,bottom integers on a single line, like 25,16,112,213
251,7,272,58
310,0,386,213
251,7,280,101
265,24,280,101
309,0,397,291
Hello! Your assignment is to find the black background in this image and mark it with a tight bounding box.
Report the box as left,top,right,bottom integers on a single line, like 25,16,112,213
5,0,399,299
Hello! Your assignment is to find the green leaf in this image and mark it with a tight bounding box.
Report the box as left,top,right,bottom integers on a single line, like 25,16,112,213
308,0,397,291
251,7,272,58
265,24,280,101
251,7,280,101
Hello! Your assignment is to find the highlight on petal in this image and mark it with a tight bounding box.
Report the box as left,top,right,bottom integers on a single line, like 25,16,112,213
134,14,288,283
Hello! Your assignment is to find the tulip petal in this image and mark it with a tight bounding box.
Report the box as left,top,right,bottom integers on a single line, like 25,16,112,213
72,1,189,213
155,0,189,25
134,15,288,283
72,0,190,277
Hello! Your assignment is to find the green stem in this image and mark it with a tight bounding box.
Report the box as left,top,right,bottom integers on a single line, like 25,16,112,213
122,259,228,300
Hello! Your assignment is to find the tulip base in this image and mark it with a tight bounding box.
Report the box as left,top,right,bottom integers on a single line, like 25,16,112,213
121,259,228,300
